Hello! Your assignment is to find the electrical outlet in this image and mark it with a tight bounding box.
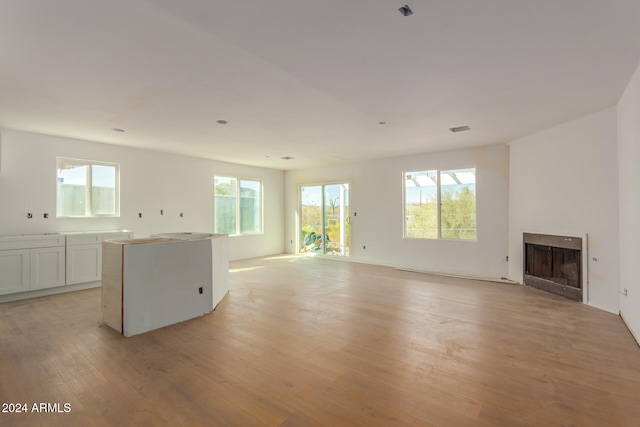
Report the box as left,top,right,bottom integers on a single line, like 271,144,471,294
363,245,366,249
43,213,49,219
623,288,628,297
27,213,33,218
198,287,203,295
138,213,142,218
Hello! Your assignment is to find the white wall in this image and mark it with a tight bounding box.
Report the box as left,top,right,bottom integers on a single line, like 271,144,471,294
617,62,640,341
508,108,620,313
0,129,284,261
284,144,510,280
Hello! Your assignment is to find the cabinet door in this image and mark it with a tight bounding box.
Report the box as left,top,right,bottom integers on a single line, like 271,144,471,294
30,246,66,290
66,244,101,285
0,249,30,295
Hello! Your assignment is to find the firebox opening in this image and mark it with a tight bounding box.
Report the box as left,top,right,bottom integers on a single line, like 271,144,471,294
523,233,583,302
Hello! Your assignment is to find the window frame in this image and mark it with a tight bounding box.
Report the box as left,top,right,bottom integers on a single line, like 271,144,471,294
56,157,120,218
214,175,263,236
403,167,476,241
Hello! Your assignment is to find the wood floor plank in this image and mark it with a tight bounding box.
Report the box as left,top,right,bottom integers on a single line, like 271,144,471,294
1,255,640,426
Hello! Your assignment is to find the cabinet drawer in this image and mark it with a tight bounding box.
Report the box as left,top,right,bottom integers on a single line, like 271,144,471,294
0,234,65,250
66,234,102,245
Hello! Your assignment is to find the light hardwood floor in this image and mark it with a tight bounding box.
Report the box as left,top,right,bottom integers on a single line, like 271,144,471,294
1,255,639,426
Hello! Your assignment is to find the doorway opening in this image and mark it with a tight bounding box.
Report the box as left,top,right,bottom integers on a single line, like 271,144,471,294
299,183,350,256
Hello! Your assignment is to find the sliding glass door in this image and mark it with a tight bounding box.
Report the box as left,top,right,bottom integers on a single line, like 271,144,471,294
300,183,349,256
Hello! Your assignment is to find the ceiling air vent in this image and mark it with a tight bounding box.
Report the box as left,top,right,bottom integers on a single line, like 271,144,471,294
450,126,471,133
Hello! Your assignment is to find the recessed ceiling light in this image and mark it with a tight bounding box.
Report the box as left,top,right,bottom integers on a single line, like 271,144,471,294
450,125,471,133
281,156,294,160
112,128,125,132
399,5,413,16
216,120,228,125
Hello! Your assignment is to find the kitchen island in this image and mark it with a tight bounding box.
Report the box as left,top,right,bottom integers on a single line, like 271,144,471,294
102,233,228,337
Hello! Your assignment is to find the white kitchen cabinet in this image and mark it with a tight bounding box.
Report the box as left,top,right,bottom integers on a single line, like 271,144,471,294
0,249,30,295
66,243,101,285
65,231,133,285
30,246,66,290
0,231,133,301
0,234,65,296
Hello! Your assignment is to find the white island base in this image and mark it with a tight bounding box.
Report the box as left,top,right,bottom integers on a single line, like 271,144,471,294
102,233,228,337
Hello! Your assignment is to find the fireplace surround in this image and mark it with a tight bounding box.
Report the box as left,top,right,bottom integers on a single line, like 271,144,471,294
523,233,584,302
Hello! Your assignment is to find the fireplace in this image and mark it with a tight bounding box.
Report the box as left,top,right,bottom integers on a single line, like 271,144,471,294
523,233,583,302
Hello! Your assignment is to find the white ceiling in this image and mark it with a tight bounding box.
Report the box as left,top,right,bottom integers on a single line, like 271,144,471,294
2,0,640,170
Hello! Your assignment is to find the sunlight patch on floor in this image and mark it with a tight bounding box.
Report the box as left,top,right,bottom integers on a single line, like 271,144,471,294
229,266,265,273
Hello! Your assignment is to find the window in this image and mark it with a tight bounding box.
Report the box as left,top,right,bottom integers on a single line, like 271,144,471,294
404,168,476,240
214,176,262,235
56,157,120,217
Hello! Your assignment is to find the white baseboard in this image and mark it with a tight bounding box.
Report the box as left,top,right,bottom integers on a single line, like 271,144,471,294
394,266,517,285
620,312,640,347
0,281,101,304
